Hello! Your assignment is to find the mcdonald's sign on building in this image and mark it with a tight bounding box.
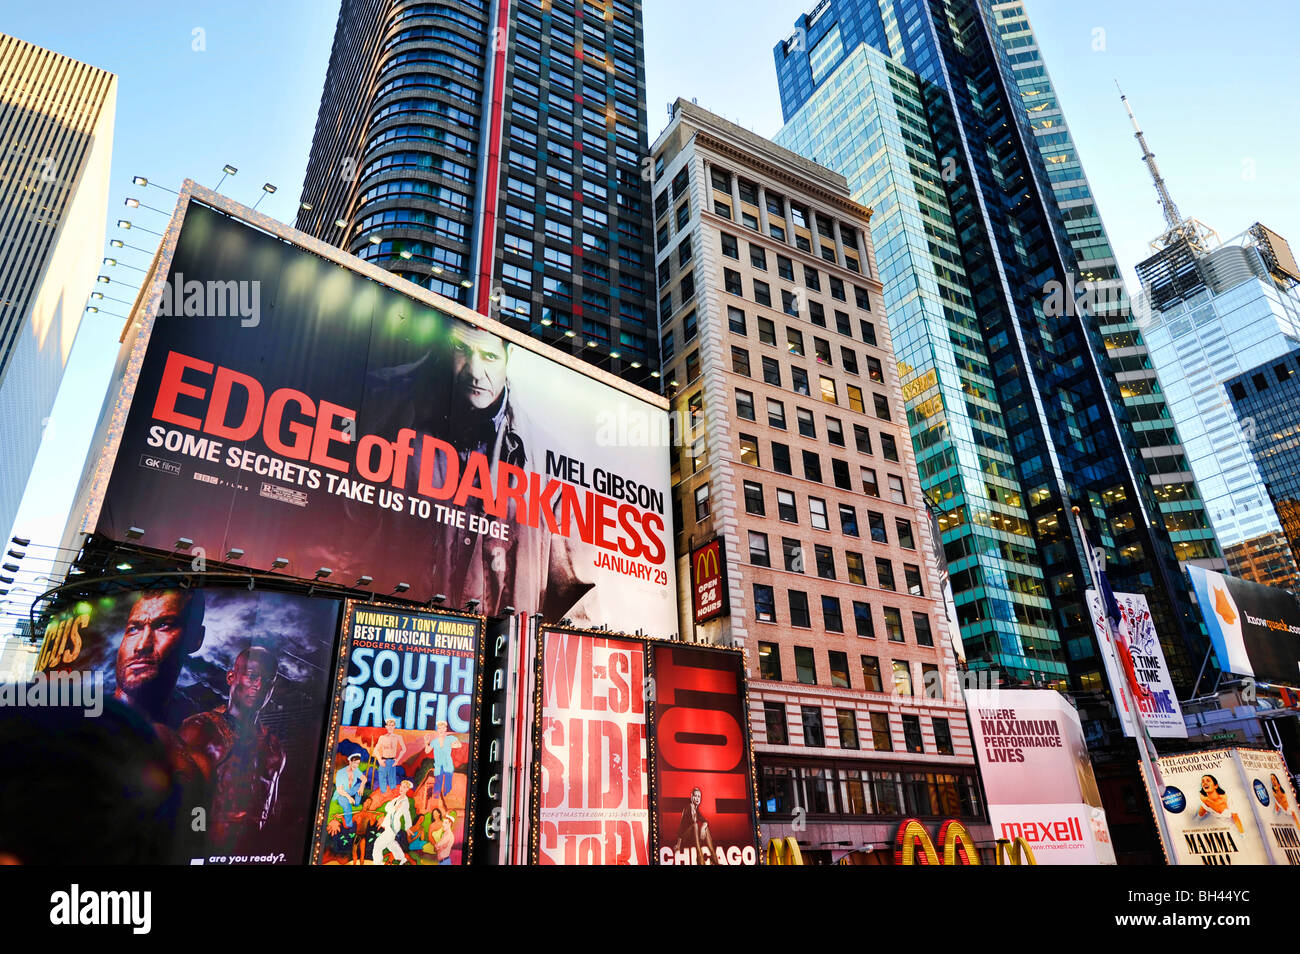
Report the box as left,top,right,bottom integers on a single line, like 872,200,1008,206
691,538,729,624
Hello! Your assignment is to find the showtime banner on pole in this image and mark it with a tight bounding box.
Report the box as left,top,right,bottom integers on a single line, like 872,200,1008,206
85,196,677,639
312,603,483,865
651,643,759,865
34,586,341,865
1084,590,1187,738
534,627,650,864
964,689,1116,864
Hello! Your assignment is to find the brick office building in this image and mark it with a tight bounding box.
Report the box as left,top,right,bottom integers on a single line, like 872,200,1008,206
650,100,988,862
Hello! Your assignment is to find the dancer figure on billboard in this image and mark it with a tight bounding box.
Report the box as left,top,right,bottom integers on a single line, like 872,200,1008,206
374,719,407,793
1271,773,1300,827
423,720,461,813
335,752,368,829
372,778,414,865
179,645,286,850
1196,774,1244,833
673,787,716,864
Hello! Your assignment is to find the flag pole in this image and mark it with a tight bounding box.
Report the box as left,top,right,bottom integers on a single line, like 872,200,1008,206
1071,506,1176,863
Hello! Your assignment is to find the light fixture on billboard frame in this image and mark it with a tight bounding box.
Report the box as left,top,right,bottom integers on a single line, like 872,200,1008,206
173,537,194,552
125,527,144,541
7,550,24,560
1,564,17,574
270,557,289,570
299,201,312,212
431,594,446,606
393,582,410,594
216,164,238,191
354,575,374,588
464,598,480,612
252,183,277,211
225,548,244,562
559,617,573,627
314,567,332,580
132,176,148,187
9,538,28,548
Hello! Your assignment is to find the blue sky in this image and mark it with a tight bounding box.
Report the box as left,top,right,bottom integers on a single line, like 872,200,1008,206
3,0,1297,632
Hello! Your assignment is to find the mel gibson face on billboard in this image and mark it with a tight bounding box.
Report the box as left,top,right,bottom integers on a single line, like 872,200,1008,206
95,202,677,636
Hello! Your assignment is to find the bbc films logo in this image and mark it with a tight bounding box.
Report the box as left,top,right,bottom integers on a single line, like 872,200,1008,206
139,453,182,476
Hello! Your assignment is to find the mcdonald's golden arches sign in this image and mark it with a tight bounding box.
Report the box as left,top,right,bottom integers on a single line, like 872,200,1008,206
691,538,729,624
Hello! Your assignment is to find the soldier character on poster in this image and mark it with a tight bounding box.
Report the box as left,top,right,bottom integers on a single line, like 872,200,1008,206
34,587,341,864
313,604,482,865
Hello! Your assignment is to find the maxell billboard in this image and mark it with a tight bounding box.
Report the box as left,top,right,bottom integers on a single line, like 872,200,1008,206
965,689,1117,864
81,191,677,638
1188,565,1300,686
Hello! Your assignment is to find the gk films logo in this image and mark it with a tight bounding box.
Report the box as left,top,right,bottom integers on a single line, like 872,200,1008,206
139,453,182,476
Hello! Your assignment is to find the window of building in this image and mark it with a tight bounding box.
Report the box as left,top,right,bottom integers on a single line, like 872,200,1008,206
750,244,767,270
860,319,877,345
896,519,914,549
901,713,923,753
868,511,888,545
876,559,896,591
820,376,838,405
814,544,836,580
748,531,771,567
802,450,822,483
839,504,859,536
823,595,844,633
693,484,710,521
743,481,765,515
860,655,883,693
792,367,810,395
801,706,825,747
847,384,864,413
759,641,781,680
841,349,859,375
809,497,828,531
846,551,866,585
762,356,781,387
771,441,792,475
777,489,797,523
778,254,795,281
914,613,933,647
724,268,742,295
720,232,739,259
739,434,760,467
904,565,924,596
685,350,700,382
753,280,772,307
727,305,747,335
853,602,874,639
754,583,776,622
782,537,804,574
735,389,755,421
796,408,816,438
933,717,954,755
888,475,906,504
787,327,804,356
764,702,788,743
893,661,913,698
757,317,776,346
767,399,786,429
922,663,942,700
789,590,811,628
837,710,859,749
871,712,892,751
884,607,904,642
731,346,751,376
794,646,816,684
862,467,880,497
874,393,892,421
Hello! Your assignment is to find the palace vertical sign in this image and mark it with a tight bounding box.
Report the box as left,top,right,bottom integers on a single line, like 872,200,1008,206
691,538,728,624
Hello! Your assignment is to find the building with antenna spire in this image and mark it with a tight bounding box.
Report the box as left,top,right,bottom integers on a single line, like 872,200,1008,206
1122,88,1300,589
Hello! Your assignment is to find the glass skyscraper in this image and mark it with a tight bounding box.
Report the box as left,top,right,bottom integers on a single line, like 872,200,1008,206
771,0,1219,705
296,0,658,387
1138,224,1300,589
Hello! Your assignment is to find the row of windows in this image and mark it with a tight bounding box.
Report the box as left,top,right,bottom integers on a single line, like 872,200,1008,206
762,701,952,758
719,232,868,304
741,474,907,519
759,764,981,819
759,646,938,697
749,553,926,621
361,150,472,185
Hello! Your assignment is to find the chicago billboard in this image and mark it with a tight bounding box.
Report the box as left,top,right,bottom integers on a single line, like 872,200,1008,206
88,198,676,637
651,643,758,865
965,689,1116,864
1187,566,1300,686
1084,590,1187,738
35,586,341,864
312,603,483,865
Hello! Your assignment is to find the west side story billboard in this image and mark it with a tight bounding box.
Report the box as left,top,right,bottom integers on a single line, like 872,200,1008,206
79,194,677,637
